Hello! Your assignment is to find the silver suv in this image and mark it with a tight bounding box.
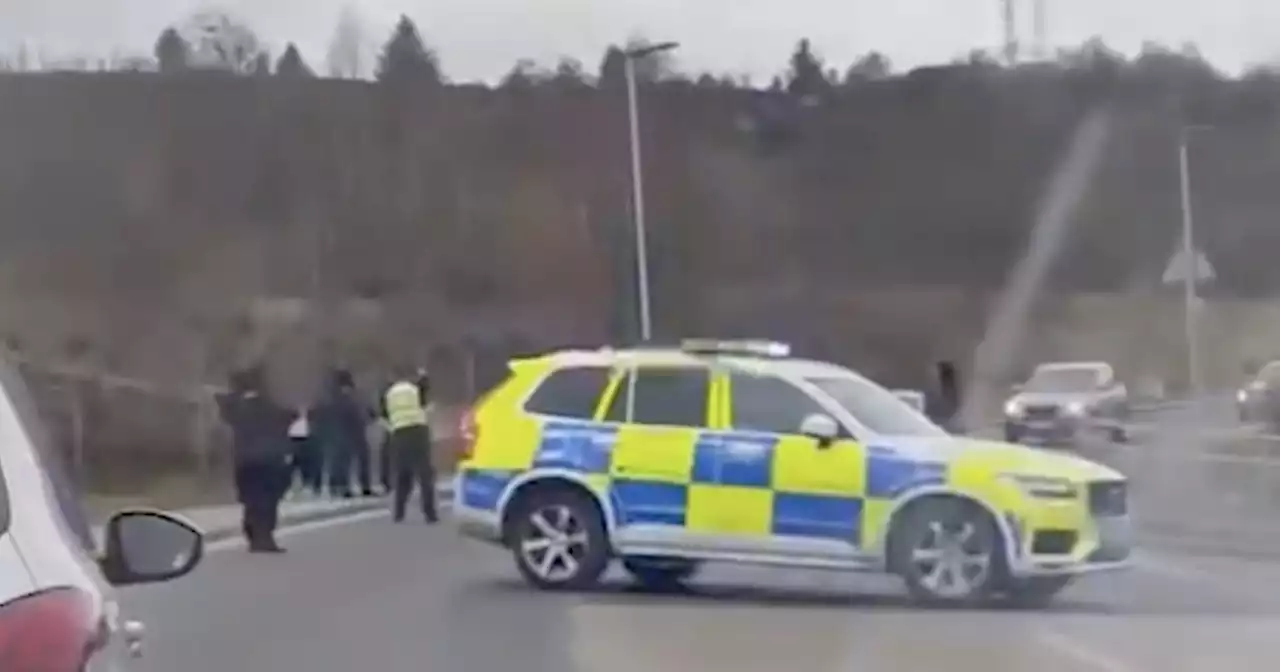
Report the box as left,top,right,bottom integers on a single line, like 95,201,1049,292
0,360,203,670
1003,362,1130,446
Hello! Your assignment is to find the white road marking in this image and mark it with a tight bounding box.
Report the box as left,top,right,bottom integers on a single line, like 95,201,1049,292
1035,628,1142,672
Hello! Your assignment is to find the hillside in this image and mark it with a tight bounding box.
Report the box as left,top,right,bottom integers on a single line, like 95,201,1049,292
0,45,1279,405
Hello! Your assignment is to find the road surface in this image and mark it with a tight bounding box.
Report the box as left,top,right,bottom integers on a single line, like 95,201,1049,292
119,508,1280,672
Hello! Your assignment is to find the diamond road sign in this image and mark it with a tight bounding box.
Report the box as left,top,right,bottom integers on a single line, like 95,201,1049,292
1162,246,1215,285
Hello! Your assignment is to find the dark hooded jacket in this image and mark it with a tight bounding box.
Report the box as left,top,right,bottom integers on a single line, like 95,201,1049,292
316,370,371,451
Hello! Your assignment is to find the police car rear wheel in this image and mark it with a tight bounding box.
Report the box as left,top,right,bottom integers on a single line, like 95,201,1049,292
893,498,999,606
512,489,609,591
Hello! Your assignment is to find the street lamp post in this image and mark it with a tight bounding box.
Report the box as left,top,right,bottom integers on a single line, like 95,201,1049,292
623,41,679,342
1176,125,1213,402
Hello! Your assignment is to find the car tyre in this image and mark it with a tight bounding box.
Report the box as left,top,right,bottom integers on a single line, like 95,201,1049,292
1003,424,1020,443
622,558,701,592
511,486,610,591
1001,576,1073,608
891,497,1002,607
1109,424,1128,444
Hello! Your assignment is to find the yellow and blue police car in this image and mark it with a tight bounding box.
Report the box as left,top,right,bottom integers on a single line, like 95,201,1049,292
452,339,1131,606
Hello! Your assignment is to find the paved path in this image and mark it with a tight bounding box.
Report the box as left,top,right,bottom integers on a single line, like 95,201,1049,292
116,503,1280,672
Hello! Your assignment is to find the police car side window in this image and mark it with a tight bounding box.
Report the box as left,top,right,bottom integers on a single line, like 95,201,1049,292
524,366,611,420
607,368,709,428
731,372,831,436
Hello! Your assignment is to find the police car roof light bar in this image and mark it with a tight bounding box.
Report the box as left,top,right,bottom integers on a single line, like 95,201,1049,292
680,339,791,358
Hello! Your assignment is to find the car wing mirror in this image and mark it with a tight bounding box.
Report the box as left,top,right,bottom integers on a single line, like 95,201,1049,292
100,510,204,587
798,413,839,448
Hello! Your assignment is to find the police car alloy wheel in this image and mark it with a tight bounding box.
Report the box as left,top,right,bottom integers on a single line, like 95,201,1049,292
511,489,609,590
893,499,999,605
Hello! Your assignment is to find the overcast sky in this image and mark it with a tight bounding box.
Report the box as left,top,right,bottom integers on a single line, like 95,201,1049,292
0,0,1277,82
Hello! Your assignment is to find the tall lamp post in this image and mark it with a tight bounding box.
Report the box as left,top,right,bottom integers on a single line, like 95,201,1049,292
623,40,679,342
1174,124,1215,402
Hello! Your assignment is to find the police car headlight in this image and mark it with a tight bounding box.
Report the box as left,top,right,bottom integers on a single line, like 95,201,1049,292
1001,474,1078,499
1238,389,1250,403
1064,401,1087,416
1004,399,1024,417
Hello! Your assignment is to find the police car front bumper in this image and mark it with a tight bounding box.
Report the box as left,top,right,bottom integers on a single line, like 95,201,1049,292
1005,512,1133,577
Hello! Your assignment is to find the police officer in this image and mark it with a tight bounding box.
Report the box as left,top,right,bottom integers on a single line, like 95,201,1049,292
926,360,964,433
382,365,438,523
217,365,292,553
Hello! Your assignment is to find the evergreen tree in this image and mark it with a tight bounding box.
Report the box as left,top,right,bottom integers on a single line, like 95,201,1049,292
786,38,830,99
250,52,271,75
154,27,190,73
375,15,442,85
275,43,314,77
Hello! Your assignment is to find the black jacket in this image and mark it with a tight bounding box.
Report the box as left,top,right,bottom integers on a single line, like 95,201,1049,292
317,385,371,448
217,389,292,465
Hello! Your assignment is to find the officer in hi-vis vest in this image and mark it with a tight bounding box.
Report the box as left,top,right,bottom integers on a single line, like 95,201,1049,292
381,365,438,523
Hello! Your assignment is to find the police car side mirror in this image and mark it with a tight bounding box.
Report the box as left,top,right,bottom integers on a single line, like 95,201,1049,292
799,413,839,448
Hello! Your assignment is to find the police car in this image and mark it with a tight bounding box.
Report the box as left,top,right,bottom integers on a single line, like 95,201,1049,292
0,358,204,670
453,340,1131,606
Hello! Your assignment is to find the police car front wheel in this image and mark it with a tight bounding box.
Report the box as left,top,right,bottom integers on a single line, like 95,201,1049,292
892,498,1000,605
511,488,610,590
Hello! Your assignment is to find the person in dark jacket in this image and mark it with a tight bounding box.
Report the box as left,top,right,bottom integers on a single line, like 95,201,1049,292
317,369,375,498
217,366,292,553
926,360,964,433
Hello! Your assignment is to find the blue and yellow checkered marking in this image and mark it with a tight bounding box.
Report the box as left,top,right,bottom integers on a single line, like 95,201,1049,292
713,433,778,488
865,449,947,498
458,469,518,511
459,422,951,543
772,492,862,540
612,480,687,526
533,420,617,473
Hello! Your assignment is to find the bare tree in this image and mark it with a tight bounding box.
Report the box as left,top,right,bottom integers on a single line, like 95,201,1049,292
326,5,371,79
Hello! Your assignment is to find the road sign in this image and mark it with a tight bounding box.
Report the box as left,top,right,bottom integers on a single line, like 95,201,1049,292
1162,246,1215,285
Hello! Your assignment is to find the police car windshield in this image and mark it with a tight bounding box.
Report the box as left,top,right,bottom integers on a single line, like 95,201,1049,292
806,376,945,437
1025,368,1099,392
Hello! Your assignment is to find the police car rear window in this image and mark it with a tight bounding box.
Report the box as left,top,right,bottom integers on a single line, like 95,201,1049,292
524,366,611,420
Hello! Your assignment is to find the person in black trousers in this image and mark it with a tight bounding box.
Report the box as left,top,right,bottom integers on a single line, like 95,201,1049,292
382,365,438,523
318,369,376,498
217,366,293,553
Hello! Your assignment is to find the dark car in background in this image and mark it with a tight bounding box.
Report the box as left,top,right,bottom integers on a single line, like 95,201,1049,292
1003,361,1130,446
1236,360,1280,428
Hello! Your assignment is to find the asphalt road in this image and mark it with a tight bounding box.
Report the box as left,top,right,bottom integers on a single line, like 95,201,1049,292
118,508,1280,672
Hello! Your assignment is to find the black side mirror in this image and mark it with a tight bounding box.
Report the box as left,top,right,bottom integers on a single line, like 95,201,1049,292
100,510,204,587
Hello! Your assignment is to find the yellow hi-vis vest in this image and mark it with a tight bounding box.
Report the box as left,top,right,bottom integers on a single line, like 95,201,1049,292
384,381,428,431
